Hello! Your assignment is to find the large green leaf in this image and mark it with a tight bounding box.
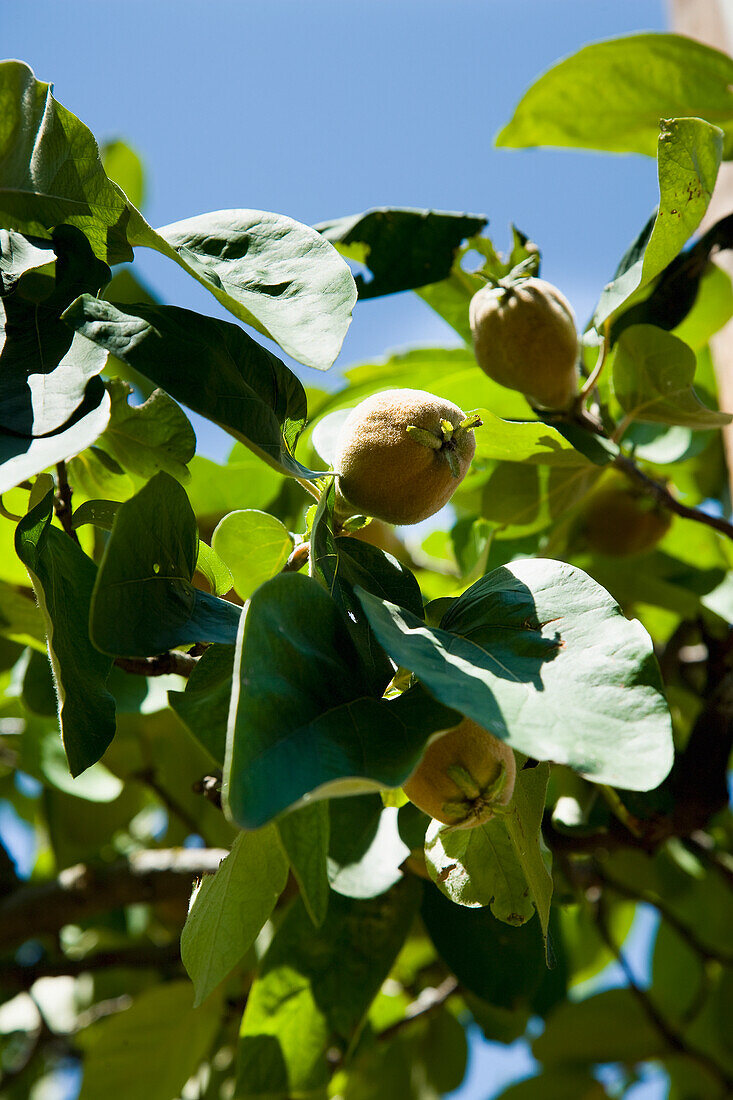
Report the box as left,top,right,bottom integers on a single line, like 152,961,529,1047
63,296,319,479
15,490,116,776
186,450,283,523
0,225,111,491
356,558,674,791
168,643,234,767
473,412,591,467
77,981,222,1100
236,879,421,1099
276,802,330,927
181,827,288,1007
101,140,146,212
421,884,546,1009
532,987,665,1065
0,61,135,264
91,472,241,656
316,207,486,298
612,324,731,428
425,760,552,936
496,33,733,157
311,482,424,694
328,795,409,900
0,63,355,369
224,572,460,829
212,510,293,599
595,118,723,325
156,209,356,369
93,379,196,483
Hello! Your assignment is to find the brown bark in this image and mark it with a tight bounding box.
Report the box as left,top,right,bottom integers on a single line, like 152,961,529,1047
0,848,227,951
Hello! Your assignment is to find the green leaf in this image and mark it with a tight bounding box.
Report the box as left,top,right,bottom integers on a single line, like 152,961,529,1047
0,580,47,650
186,450,283,522
77,981,222,1100
532,987,665,1065
426,814,534,924
94,379,196,483
155,209,356,370
595,118,723,325
0,61,135,264
15,490,116,776
421,883,547,1009
473,412,592,467
0,225,111,491
224,572,460,829
195,540,233,597
496,33,733,157
181,827,288,1007
328,795,409,900
311,482,424,694
90,472,241,656
0,63,355,369
63,296,319,479
425,761,552,936
316,207,486,298
612,324,731,428
212,510,293,599
356,558,674,792
275,802,330,927
612,213,733,344
236,879,421,1099
494,1072,608,1100
101,140,146,211
18,719,122,802
168,643,234,767
313,347,531,425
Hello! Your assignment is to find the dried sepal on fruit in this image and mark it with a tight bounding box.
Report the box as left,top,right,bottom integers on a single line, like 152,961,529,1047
469,275,579,410
333,388,481,526
403,717,516,829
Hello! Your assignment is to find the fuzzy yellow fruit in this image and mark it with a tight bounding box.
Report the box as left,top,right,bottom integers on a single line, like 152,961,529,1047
582,483,671,557
469,277,579,410
334,389,479,526
403,718,516,829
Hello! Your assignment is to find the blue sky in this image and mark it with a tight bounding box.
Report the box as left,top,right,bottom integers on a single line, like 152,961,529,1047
4,3,671,1097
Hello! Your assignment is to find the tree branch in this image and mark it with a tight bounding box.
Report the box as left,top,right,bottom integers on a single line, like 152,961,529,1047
0,942,185,993
377,976,459,1043
114,651,198,677
594,900,733,1094
54,461,80,544
0,848,227,950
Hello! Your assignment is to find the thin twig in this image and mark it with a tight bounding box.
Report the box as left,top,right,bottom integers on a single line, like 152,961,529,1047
377,976,459,1043
54,461,80,544
0,848,227,949
578,320,611,402
614,453,733,541
592,862,733,967
594,901,733,1094
114,651,198,678
0,942,185,992
132,767,205,839
282,541,310,573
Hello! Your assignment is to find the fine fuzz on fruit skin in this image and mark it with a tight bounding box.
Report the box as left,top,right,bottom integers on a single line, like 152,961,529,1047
403,717,516,829
334,389,478,526
582,482,672,557
469,276,579,410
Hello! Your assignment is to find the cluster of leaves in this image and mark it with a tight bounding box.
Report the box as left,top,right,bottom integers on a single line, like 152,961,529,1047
1,32,733,1100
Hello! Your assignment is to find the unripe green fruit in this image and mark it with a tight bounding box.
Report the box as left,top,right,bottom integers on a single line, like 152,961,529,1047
582,483,672,557
403,717,516,829
334,389,478,526
469,277,579,409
